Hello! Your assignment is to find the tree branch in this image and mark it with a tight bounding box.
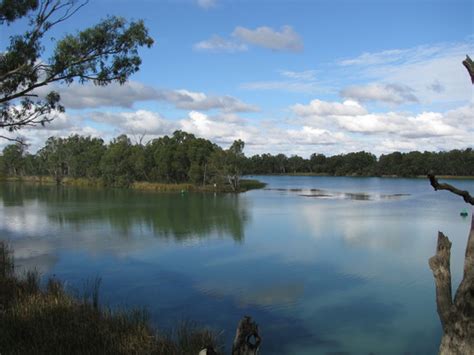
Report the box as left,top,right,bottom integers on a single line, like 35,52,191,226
0,134,26,145
462,55,474,84
428,174,474,205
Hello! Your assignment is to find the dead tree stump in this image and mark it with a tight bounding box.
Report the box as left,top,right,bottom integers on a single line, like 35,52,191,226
429,215,474,354
231,316,262,355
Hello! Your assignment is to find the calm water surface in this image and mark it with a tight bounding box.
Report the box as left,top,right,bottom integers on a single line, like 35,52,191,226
1,176,473,354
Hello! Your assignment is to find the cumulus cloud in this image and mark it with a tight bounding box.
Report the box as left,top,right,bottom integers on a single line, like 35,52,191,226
286,126,345,145
334,111,462,138
35,82,258,113
195,25,303,53
90,110,177,136
291,99,367,117
291,98,472,148
36,81,156,109
168,90,259,112
232,25,303,52
193,35,248,52
1,100,471,158
340,83,419,104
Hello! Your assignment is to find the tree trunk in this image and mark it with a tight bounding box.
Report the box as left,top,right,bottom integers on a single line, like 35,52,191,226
430,214,474,354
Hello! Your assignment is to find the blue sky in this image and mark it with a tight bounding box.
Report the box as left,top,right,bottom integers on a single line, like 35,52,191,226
1,0,473,156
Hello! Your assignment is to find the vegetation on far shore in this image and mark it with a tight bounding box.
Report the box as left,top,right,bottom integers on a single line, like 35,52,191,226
0,175,266,193
0,132,472,190
0,131,255,192
0,241,222,354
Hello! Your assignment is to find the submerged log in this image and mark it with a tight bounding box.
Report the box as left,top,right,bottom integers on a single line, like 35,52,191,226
232,316,262,355
430,215,474,354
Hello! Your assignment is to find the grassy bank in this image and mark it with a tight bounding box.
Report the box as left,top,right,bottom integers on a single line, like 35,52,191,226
1,176,266,193
0,242,222,354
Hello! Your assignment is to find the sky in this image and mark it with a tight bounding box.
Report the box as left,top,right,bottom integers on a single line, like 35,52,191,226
1,0,473,157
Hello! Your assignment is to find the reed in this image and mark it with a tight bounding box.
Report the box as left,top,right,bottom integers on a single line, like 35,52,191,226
0,241,222,354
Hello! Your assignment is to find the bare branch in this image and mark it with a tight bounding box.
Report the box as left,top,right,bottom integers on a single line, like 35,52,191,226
0,134,26,145
428,174,474,205
462,55,474,84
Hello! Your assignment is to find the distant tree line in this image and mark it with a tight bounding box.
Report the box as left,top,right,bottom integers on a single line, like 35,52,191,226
0,132,473,188
244,149,474,177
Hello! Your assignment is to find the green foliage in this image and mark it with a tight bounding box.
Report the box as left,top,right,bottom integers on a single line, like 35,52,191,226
1,142,25,176
100,135,134,187
0,0,153,137
0,0,37,24
209,139,246,191
1,132,471,188
244,149,474,177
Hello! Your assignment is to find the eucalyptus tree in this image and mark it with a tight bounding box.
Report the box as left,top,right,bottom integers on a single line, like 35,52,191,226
0,0,153,142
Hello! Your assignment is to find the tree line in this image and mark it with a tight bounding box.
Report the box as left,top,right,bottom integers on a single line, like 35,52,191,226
0,131,246,190
244,149,474,177
0,132,473,188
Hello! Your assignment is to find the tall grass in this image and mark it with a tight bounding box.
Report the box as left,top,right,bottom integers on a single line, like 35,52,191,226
0,241,222,354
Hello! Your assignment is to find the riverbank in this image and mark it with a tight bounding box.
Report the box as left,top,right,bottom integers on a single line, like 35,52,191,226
0,242,222,354
0,176,266,193
246,173,474,179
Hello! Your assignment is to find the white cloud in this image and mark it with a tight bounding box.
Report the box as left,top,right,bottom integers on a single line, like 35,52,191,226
35,82,258,113
90,110,177,136
338,41,472,104
197,0,216,9
233,25,303,52
195,25,303,53
170,90,259,112
35,81,156,109
193,35,248,53
291,99,367,117
340,83,419,105
334,111,463,138
286,126,345,145
289,98,473,154
1,99,472,158
179,111,260,145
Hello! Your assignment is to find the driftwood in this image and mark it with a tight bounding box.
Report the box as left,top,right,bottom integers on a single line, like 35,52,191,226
232,316,261,355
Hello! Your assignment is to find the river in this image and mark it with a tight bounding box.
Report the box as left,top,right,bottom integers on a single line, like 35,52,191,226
1,176,473,354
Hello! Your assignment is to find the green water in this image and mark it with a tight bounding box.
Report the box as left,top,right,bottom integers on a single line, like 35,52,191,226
1,176,473,354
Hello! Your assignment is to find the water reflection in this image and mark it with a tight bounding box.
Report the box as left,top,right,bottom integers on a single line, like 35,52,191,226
0,183,249,242
265,187,410,201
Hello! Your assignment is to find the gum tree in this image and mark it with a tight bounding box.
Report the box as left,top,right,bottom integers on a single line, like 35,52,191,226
0,0,153,142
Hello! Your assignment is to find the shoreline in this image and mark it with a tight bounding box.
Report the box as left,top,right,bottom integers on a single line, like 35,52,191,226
245,173,474,180
0,176,267,193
